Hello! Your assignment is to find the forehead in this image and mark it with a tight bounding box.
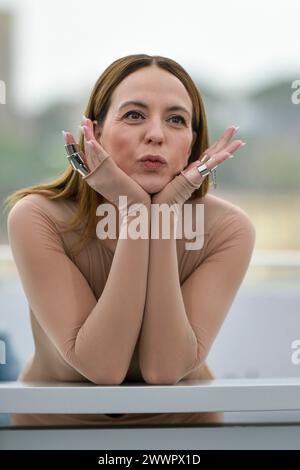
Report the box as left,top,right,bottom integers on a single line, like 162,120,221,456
110,66,193,111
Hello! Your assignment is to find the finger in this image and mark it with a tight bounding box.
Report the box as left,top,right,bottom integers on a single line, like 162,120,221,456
200,137,243,166
205,150,234,170
80,124,95,143
62,131,80,152
202,127,238,159
63,130,75,145
80,120,110,158
198,127,236,162
81,115,96,142
223,139,244,155
183,138,244,186
78,125,110,170
80,125,101,156
210,126,239,154
199,153,211,163
197,140,245,174
62,130,89,168
79,125,95,163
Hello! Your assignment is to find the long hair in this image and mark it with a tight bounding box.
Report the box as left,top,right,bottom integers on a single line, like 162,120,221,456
2,54,211,255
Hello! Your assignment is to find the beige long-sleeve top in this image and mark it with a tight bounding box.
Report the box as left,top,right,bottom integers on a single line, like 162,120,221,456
7,156,256,427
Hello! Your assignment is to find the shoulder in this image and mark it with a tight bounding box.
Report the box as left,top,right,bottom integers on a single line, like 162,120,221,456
7,194,49,225
7,193,76,229
6,194,78,250
191,193,256,251
194,193,255,231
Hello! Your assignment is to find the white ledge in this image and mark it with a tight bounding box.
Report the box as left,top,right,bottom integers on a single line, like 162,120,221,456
1,378,300,414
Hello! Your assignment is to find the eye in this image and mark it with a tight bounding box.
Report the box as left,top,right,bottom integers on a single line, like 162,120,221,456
123,110,186,125
169,115,186,125
123,110,144,121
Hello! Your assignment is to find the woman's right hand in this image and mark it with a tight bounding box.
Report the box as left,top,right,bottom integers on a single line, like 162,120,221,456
62,116,151,208
62,115,112,173
79,115,111,171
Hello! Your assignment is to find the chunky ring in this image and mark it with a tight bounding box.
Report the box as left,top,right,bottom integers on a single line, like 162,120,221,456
197,162,210,177
197,157,218,178
64,143,90,177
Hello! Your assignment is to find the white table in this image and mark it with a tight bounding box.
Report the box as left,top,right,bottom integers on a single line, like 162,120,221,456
1,378,300,449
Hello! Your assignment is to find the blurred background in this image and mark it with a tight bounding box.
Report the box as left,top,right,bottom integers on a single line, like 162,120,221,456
0,0,299,425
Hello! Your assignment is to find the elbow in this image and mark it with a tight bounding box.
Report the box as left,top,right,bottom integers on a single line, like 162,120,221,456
82,367,125,386
79,367,125,385
90,374,124,386
141,354,206,386
64,345,124,386
141,368,180,385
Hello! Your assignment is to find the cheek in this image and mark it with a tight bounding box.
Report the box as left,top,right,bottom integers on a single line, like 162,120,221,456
103,129,135,164
179,134,192,153
171,138,191,168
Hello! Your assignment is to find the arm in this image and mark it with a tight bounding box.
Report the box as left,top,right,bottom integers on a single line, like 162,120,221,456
8,157,150,385
139,173,200,384
139,174,256,385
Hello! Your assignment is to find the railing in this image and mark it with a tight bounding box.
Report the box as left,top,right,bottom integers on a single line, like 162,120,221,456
1,378,300,450
252,250,300,267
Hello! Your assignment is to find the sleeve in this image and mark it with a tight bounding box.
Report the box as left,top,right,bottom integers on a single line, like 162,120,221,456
152,172,200,206
82,155,151,207
180,206,256,373
7,196,150,385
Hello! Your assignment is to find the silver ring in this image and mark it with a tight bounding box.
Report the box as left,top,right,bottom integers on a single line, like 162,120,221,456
197,162,211,177
197,157,218,177
64,143,90,177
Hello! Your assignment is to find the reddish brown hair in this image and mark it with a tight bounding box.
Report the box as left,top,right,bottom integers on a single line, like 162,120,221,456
3,54,210,255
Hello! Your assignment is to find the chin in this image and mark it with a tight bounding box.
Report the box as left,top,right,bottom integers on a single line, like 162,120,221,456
132,174,168,195
141,181,168,195
140,184,162,195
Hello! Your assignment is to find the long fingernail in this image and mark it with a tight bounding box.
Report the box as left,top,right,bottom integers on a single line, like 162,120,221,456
228,154,234,159
232,126,240,133
79,125,85,134
62,130,67,139
240,142,246,147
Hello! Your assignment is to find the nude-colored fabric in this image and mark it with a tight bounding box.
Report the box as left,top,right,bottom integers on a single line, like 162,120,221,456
7,156,256,427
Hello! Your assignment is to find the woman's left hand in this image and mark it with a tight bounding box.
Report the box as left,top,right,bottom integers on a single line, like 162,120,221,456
181,126,246,185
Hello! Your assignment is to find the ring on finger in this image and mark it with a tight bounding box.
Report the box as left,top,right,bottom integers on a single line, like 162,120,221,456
197,157,218,177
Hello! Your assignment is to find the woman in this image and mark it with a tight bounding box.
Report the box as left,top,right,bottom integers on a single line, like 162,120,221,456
4,54,255,427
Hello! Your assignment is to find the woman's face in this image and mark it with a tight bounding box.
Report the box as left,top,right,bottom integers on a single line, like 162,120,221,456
94,65,197,195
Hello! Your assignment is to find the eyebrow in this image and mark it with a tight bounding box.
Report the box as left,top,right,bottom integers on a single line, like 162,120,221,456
118,100,191,117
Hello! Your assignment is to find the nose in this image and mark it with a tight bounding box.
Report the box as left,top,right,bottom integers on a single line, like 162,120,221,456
144,118,165,144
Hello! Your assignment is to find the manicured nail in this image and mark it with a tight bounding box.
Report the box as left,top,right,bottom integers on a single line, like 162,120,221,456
82,115,88,122
79,125,85,134
232,126,240,133
240,142,246,147
228,154,234,159
62,130,67,139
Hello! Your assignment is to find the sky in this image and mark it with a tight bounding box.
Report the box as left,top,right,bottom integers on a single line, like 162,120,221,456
1,0,300,114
